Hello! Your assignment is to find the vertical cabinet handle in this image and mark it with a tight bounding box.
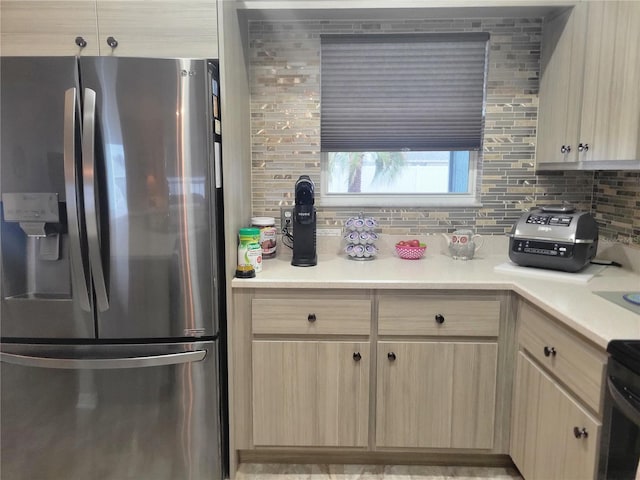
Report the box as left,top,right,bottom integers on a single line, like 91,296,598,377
307,313,316,322
573,427,588,439
75,36,87,48
560,145,571,154
578,143,589,152
435,314,445,324
353,352,361,362
106,36,118,48
543,346,557,357
387,352,396,361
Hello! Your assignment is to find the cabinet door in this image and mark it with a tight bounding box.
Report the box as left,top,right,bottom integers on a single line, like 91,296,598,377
252,341,369,447
0,0,99,56
511,352,600,480
376,341,497,449
536,4,588,165
96,0,218,58
579,1,640,162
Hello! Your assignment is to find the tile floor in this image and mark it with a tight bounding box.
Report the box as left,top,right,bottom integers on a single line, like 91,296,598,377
235,464,523,479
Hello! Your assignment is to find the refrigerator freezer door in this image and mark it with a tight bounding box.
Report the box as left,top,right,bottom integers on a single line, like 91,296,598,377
0,57,95,339
79,57,218,339
0,341,222,480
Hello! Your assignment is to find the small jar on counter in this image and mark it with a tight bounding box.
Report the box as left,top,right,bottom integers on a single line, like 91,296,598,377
251,216,277,259
238,227,262,273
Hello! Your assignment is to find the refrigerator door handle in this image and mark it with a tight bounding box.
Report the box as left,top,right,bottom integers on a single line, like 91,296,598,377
81,88,109,312
63,88,91,312
0,350,206,369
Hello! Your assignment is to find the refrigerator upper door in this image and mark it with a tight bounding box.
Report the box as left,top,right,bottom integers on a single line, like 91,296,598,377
0,57,95,339
0,341,222,480
79,57,218,339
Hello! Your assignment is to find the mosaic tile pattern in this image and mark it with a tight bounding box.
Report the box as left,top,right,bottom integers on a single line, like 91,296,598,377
248,17,637,244
593,171,640,245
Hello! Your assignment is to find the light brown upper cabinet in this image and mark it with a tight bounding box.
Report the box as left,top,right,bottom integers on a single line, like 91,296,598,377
536,1,640,169
96,1,218,58
0,1,100,56
0,0,218,58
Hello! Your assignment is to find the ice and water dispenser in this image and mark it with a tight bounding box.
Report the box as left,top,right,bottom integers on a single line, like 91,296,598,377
1,192,70,300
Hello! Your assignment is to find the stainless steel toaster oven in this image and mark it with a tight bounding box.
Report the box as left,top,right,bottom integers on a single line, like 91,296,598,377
508,205,599,272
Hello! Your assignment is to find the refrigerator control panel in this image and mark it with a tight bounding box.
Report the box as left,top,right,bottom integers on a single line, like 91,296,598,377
1,192,59,223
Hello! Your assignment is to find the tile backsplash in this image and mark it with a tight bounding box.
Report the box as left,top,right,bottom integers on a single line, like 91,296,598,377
248,16,638,245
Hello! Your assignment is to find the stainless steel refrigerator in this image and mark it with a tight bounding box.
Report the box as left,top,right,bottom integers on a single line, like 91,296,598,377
0,57,225,480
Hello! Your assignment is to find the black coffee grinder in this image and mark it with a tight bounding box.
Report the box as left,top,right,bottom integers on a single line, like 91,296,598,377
291,175,317,267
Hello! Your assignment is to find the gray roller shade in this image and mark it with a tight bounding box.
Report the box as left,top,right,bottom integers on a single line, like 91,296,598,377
321,33,489,152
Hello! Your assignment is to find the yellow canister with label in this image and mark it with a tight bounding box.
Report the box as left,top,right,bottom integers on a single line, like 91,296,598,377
238,227,262,273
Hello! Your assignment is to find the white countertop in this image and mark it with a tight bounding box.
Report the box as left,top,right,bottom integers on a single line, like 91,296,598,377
232,239,640,349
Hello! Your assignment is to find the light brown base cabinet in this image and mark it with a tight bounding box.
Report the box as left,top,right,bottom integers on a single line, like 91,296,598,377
511,351,600,480
230,288,611,480
252,340,370,448
229,289,516,478
376,341,497,449
510,301,606,480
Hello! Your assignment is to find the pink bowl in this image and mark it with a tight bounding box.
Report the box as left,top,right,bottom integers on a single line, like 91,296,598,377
395,244,427,260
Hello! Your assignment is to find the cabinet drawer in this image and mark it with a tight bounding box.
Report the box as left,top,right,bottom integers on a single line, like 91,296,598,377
378,296,500,337
252,298,371,335
518,302,606,413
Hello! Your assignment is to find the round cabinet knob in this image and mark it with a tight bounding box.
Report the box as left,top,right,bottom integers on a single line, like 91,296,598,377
560,145,571,154
106,36,118,48
435,314,445,324
578,143,589,152
573,427,588,439
387,352,396,361
75,36,87,48
543,346,557,357
353,352,362,362
307,313,316,323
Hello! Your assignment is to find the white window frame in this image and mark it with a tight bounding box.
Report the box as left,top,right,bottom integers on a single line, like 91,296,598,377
319,150,481,208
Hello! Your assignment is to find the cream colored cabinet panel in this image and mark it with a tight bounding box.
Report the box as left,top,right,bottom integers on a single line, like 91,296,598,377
536,3,587,165
579,1,640,163
252,298,371,335
376,341,497,449
96,1,218,58
537,1,640,168
0,0,99,56
252,340,369,447
511,352,600,480
378,296,500,337
518,301,606,413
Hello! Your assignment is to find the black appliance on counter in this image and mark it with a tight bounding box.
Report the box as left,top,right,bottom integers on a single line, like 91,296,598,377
291,175,317,267
599,340,640,479
508,205,599,272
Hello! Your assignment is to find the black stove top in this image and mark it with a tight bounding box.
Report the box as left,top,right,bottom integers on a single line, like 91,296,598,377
608,340,640,375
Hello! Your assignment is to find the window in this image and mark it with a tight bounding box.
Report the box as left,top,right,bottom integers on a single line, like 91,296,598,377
320,33,489,207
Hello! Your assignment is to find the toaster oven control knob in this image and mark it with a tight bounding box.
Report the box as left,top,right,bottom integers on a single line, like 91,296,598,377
387,352,396,361
544,346,557,357
578,143,589,152
307,313,316,322
573,427,588,439
435,314,445,324
560,145,571,154
353,352,362,362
